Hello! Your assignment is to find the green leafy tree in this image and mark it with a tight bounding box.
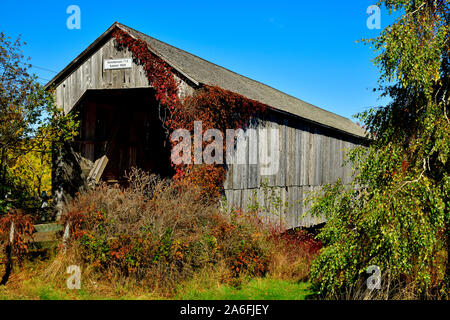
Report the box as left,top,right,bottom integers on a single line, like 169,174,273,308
308,0,448,298
0,32,78,213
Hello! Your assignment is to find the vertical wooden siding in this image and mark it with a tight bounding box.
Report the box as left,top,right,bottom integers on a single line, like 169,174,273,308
224,114,361,228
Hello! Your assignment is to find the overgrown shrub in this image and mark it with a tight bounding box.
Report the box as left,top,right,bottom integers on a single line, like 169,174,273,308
62,169,273,290
0,211,35,259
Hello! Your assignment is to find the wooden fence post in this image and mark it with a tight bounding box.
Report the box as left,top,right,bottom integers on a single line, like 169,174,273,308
9,222,14,244
62,223,70,254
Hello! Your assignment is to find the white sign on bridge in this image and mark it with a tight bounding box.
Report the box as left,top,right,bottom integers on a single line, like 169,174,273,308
104,58,132,70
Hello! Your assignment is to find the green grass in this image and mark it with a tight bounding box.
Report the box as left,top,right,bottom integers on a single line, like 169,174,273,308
0,278,157,300
176,277,311,300
0,278,311,300
0,259,312,300
0,277,311,300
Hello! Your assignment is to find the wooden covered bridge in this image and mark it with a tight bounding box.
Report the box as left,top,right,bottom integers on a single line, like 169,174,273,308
45,22,366,229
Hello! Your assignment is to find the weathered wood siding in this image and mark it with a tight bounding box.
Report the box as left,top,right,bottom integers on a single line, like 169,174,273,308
224,112,361,228
54,36,194,114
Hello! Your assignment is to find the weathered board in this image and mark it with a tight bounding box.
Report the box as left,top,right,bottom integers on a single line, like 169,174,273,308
30,223,64,243
54,37,194,115
223,112,360,229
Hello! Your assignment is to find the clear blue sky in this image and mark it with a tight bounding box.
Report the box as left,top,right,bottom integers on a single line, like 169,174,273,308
0,0,396,120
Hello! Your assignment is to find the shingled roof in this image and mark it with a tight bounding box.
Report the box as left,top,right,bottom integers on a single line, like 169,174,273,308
46,22,366,138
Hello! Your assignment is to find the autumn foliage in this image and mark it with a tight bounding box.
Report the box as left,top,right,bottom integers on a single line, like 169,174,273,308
63,169,272,289
60,169,320,293
112,29,266,199
0,211,34,260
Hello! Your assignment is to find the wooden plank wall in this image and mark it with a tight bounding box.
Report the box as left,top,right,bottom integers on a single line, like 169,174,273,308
224,113,362,229
54,37,194,114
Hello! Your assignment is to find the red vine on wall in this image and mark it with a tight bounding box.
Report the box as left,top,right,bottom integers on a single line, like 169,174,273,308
113,29,179,112
112,28,267,199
